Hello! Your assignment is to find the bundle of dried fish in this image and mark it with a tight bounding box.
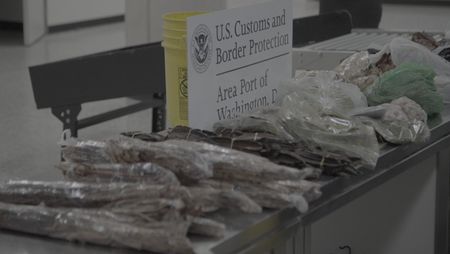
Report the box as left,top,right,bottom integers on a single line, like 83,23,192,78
260,179,322,202
124,126,359,176
105,137,213,184
62,140,110,163
189,217,226,238
0,180,263,218
187,187,262,214
0,202,194,254
233,182,309,213
0,181,190,208
105,198,186,222
167,139,319,182
196,179,322,213
106,137,318,182
58,162,180,185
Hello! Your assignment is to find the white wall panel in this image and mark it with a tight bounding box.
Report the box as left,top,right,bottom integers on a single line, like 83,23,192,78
47,0,125,26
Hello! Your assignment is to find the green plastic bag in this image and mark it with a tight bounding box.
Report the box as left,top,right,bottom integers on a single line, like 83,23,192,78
367,63,443,116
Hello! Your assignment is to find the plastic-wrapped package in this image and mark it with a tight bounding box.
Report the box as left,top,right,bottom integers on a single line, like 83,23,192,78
334,51,379,92
187,187,262,214
282,71,368,116
63,137,213,184
103,198,186,222
126,126,355,176
189,217,226,238
213,107,295,140
0,180,190,208
0,180,265,216
355,97,430,144
277,80,379,168
215,73,379,168
390,97,428,122
58,162,180,185
62,140,111,163
105,137,214,184
0,202,194,254
155,140,319,183
108,135,317,181
435,75,450,104
371,37,450,77
367,63,444,116
60,137,320,213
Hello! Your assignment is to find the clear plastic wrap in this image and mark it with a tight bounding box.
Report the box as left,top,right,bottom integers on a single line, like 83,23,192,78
283,71,368,116
189,217,226,238
214,73,379,168
355,97,430,144
58,162,180,185
62,137,214,184
278,74,378,168
370,37,450,77
196,177,322,214
155,139,321,183
334,51,379,92
62,140,110,163
435,75,450,104
0,202,194,254
105,137,213,184
0,180,190,208
187,187,262,214
60,136,319,213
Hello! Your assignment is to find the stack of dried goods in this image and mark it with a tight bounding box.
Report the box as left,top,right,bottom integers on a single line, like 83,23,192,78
0,135,323,254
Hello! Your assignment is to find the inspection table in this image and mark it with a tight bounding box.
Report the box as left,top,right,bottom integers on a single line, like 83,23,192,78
0,108,449,254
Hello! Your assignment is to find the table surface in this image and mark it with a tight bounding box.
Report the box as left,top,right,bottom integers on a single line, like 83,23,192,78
1,106,449,254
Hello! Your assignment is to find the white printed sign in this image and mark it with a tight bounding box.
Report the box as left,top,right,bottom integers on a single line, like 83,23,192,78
187,0,292,130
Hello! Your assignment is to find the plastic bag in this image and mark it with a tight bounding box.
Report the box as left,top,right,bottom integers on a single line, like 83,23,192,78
0,202,194,254
276,90,379,168
435,75,450,104
215,73,379,168
334,51,379,93
285,71,368,116
371,37,450,77
367,63,444,116
356,97,430,144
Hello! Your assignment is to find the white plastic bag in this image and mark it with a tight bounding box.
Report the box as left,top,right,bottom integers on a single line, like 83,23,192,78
285,71,368,116
435,75,450,104
373,37,450,77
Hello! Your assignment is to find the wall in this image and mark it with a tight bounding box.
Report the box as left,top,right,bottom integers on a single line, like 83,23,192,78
125,0,450,46
126,0,226,45
0,0,23,22
381,3,450,31
47,0,125,26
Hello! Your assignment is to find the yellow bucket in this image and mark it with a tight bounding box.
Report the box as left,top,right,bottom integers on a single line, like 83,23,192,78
162,27,186,38
162,38,188,127
163,11,206,30
162,34,187,49
162,11,205,127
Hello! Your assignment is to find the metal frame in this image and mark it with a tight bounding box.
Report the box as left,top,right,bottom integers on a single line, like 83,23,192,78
29,42,167,136
204,112,450,253
435,146,450,254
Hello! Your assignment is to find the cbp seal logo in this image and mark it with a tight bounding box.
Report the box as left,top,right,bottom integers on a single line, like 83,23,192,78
191,24,212,73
